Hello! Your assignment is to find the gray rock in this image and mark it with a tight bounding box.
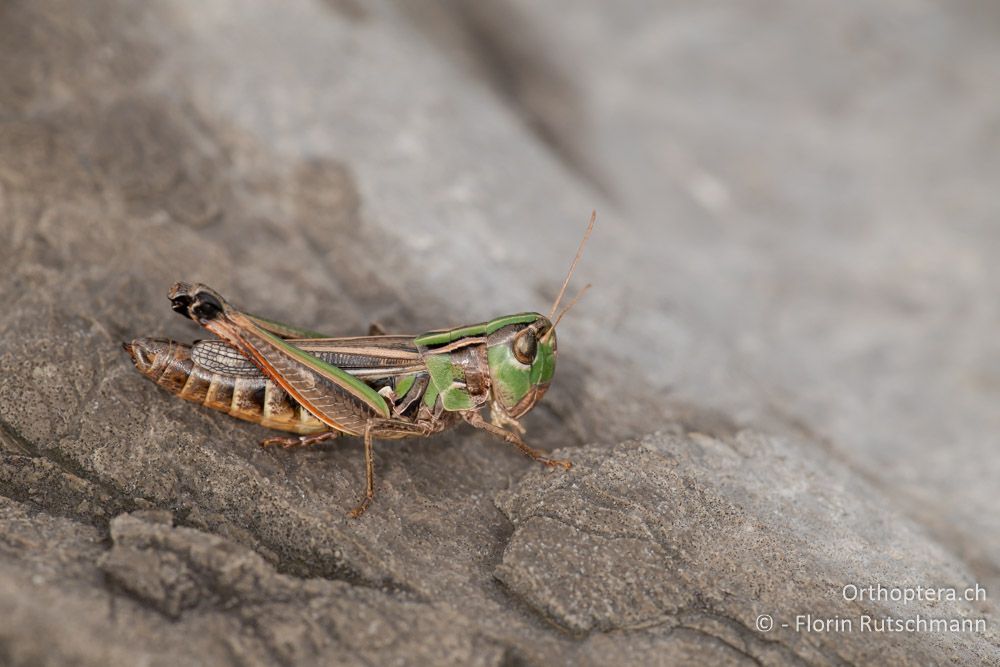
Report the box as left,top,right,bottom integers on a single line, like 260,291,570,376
1,1,998,665
497,433,1000,664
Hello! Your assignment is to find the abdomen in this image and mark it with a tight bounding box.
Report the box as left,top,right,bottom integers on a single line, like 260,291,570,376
124,337,327,435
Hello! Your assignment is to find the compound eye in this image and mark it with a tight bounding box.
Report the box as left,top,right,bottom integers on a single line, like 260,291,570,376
512,329,537,365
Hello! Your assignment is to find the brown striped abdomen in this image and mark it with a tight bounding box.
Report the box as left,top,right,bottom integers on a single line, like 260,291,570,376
124,338,327,435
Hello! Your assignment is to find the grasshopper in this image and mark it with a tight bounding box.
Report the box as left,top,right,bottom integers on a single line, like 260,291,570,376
125,213,594,517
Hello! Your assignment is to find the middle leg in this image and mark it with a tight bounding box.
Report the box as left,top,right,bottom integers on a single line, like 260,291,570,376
348,418,437,518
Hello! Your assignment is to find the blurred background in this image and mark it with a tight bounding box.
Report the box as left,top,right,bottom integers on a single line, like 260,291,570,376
1,1,999,663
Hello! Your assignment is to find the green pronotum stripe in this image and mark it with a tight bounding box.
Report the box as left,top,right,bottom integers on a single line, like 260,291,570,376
254,326,390,417
414,312,542,347
485,312,542,335
414,323,487,347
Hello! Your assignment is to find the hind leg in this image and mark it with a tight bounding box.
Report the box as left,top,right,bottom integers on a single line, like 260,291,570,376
260,430,340,449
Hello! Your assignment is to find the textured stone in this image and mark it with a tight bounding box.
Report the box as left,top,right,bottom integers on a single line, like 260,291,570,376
497,433,1000,664
1,1,998,665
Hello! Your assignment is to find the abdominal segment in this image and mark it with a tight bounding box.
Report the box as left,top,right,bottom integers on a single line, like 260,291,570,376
126,337,327,435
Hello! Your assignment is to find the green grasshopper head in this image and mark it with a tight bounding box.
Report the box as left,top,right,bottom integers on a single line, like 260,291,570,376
485,211,596,420
485,313,557,419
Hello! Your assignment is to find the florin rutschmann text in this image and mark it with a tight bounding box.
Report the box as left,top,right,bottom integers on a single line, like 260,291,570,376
753,583,989,635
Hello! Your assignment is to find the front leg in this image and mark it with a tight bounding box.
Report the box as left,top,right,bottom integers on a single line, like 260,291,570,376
462,411,571,470
489,401,526,435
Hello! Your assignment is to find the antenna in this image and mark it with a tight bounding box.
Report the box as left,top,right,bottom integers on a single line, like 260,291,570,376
550,283,591,329
548,210,596,321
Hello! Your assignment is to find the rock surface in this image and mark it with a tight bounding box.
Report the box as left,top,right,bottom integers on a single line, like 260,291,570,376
1,1,999,665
